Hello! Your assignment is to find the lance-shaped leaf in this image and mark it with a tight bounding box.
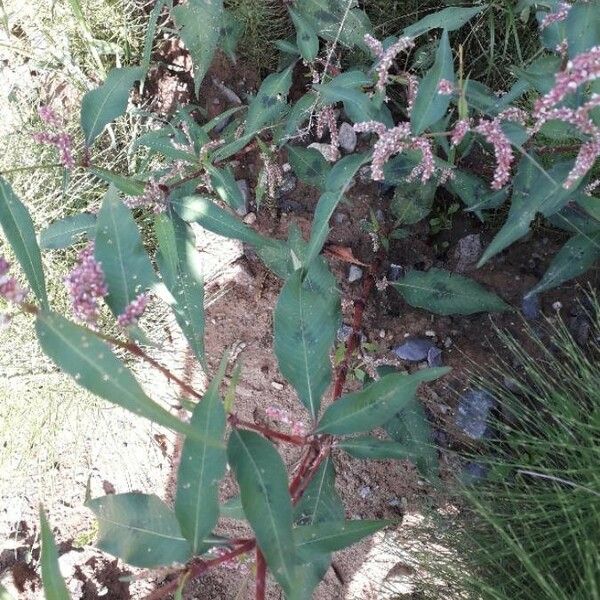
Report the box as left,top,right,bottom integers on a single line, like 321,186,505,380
392,269,509,315
403,6,485,37
294,519,393,560
94,186,157,317
173,195,291,278
478,157,579,266
39,213,96,250
289,8,319,61
90,168,146,197
86,493,191,568
81,67,144,146
227,430,298,594
155,213,205,365
0,177,47,307
304,153,369,266
283,91,318,140
172,0,223,95
294,457,344,526
206,165,245,212
274,265,340,418
338,437,419,461
287,145,331,188
528,232,600,297
411,30,454,134
39,508,70,600
316,369,449,435
35,311,195,437
246,64,294,137
220,10,244,63
175,356,227,553
565,1,600,57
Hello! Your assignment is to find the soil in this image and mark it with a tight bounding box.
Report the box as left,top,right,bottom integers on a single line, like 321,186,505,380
2,28,599,600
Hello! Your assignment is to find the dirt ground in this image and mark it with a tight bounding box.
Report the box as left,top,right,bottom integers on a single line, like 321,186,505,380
2,32,598,600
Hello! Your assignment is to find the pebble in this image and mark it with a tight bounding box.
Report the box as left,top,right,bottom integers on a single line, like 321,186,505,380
276,173,297,197
425,330,436,337
443,336,453,349
393,338,437,362
338,122,357,153
271,381,284,391
334,211,348,225
243,212,257,225
427,346,443,367
552,301,563,311
358,164,372,184
358,485,372,499
522,293,540,321
462,461,488,484
337,324,366,344
455,389,496,439
454,233,482,273
348,265,363,282
307,142,339,162
388,263,404,282
379,329,386,338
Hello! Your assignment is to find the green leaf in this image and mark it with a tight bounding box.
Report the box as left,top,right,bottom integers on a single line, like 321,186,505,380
95,186,157,317
511,55,562,95
35,311,195,437
81,67,144,146
0,584,14,600
155,213,205,365
172,0,223,95
175,356,227,553
295,519,392,559
289,8,319,61
295,0,373,50
274,264,340,417
294,457,344,526
220,10,244,62
411,31,454,134
39,213,96,250
134,129,198,162
478,157,580,266
0,177,47,307
314,83,390,125
338,437,419,460
39,508,70,600
206,165,245,212
403,6,485,37
565,1,600,57
391,180,436,225
316,369,449,435
447,169,509,219
227,430,298,593
86,493,191,568
283,91,318,140
90,167,146,196
305,153,369,265
287,145,331,188
392,268,509,315
528,232,600,296
246,64,294,137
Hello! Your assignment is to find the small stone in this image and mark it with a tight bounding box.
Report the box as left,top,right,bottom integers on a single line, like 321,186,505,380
522,293,540,321
243,212,257,225
348,265,363,282
454,234,482,273
393,338,437,362
358,485,372,499
308,142,339,162
358,164,372,184
235,179,250,216
212,97,220,105
271,381,284,391
456,389,496,439
462,461,488,484
334,211,348,225
338,122,357,153
425,330,436,337
379,329,386,338
375,209,385,222
552,301,563,311
388,263,404,282
337,323,366,344
276,173,297,197
443,336,453,349
427,346,443,367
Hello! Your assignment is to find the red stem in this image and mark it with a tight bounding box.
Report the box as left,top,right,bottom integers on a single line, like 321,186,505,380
256,548,267,600
228,414,307,446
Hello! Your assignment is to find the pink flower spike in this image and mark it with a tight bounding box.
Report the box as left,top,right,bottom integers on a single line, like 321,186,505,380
564,138,600,189
374,36,415,92
117,293,150,328
437,79,455,95
539,2,571,30
0,255,28,304
451,119,471,146
363,34,383,58
38,105,61,127
474,118,514,190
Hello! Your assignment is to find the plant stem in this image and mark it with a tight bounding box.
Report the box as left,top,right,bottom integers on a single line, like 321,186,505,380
228,414,307,446
256,549,267,600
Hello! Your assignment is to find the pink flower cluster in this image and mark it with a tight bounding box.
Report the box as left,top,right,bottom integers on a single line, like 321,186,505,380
32,105,75,169
364,34,415,92
125,179,168,213
315,105,340,160
353,120,435,182
117,293,149,328
0,255,27,304
65,242,108,325
437,79,455,95
539,2,571,30
265,405,307,437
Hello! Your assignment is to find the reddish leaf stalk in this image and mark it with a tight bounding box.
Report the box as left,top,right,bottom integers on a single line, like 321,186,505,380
228,414,307,446
256,548,267,600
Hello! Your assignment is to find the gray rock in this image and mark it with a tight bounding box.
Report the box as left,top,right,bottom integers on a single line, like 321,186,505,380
338,122,357,153
235,179,250,216
358,164,372,184
334,211,348,225
427,346,443,367
348,265,363,282
393,338,437,362
276,173,297,197
522,293,540,321
388,263,404,282
456,389,496,439
454,234,482,273
337,323,366,344
462,461,488,484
